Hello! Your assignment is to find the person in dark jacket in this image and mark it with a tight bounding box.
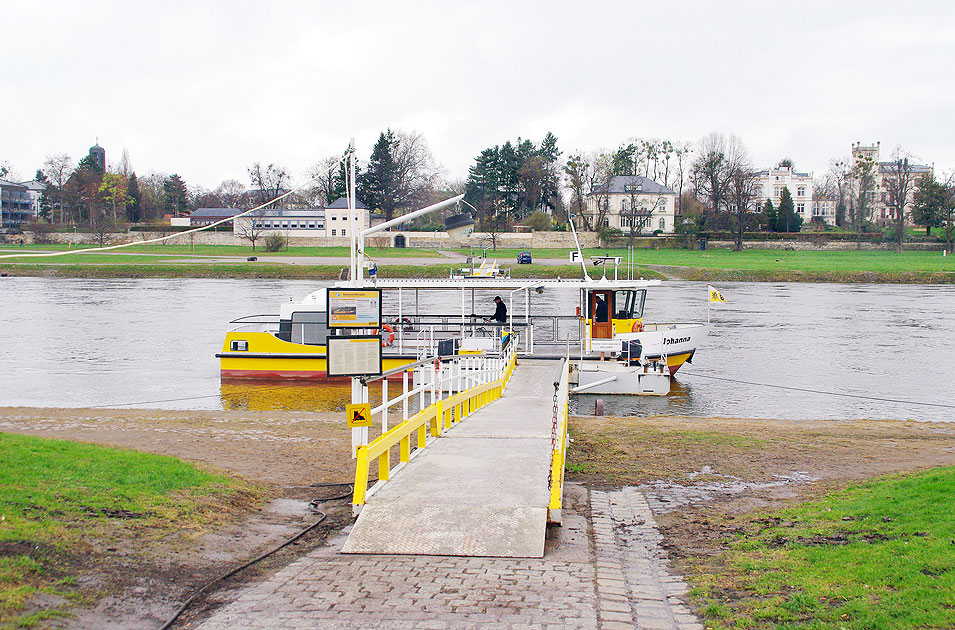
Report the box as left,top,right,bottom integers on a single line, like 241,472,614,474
488,296,507,323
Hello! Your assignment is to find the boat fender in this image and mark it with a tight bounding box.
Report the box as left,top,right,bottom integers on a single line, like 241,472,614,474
379,324,395,347
632,320,644,333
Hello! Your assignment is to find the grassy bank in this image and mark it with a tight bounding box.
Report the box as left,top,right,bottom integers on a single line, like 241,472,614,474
0,262,664,281
2,244,953,282
690,466,955,629
0,244,442,258
0,432,262,626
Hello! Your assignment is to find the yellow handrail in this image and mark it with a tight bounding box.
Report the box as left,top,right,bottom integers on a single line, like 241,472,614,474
547,357,570,523
352,354,515,511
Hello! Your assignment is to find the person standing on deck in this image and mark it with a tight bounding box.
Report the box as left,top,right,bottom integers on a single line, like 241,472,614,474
488,296,507,324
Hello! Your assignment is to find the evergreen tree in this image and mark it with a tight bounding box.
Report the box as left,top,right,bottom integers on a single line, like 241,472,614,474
762,199,776,232
358,130,399,218
330,159,359,203
35,169,53,221
912,173,945,236
163,174,189,217
126,173,142,222
775,187,802,232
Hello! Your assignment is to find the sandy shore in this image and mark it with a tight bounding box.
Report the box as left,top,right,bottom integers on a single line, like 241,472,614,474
3,407,953,628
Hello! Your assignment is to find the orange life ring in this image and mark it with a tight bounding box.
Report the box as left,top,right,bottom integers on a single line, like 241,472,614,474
632,320,644,333
380,324,395,347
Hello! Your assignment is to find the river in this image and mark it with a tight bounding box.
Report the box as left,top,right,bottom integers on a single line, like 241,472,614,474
0,277,952,421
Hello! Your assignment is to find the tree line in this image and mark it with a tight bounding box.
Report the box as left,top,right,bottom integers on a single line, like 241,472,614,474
6,130,954,253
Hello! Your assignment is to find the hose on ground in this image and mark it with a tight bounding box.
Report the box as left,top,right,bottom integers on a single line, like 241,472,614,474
158,482,354,630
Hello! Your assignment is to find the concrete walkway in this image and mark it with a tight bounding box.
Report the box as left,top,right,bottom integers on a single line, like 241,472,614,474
195,485,702,630
342,360,557,557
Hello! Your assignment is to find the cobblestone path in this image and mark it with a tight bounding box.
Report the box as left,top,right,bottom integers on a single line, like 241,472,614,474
197,486,701,630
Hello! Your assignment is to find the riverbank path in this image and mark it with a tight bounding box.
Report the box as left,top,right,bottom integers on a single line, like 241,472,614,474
342,359,557,557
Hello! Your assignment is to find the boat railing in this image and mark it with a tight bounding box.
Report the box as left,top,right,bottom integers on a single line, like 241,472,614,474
227,314,280,333
384,312,582,355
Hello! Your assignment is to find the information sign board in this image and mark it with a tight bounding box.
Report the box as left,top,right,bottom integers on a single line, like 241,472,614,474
326,335,383,377
327,288,382,328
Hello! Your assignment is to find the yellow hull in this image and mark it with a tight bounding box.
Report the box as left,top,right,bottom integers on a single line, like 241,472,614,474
218,332,415,380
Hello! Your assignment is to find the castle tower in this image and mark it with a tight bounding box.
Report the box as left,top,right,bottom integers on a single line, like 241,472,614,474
89,141,106,171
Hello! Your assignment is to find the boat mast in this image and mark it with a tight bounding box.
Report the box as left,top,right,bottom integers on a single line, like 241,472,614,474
348,138,359,287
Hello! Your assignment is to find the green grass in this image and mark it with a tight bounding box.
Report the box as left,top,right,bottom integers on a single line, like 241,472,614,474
0,244,441,259
0,432,260,625
2,243,952,282
690,466,955,629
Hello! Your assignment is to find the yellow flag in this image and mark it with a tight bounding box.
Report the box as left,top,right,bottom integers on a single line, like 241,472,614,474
708,285,726,303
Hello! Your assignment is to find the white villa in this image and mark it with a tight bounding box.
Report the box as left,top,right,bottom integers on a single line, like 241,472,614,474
752,165,828,226
583,175,678,234
850,142,933,226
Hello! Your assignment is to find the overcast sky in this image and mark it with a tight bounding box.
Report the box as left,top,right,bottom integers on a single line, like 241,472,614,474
4,1,954,189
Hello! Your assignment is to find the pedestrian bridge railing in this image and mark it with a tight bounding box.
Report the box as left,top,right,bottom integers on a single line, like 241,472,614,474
351,338,519,515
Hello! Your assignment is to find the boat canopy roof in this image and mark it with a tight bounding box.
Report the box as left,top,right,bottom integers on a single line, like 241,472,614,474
300,276,660,304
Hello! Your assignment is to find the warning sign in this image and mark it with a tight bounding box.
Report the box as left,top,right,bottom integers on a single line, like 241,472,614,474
346,403,373,428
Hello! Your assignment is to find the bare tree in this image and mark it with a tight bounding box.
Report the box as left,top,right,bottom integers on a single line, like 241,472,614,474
586,152,615,231
117,148,134,177
727,156,760,252
248,163,290,209
564,153,590,229
850,153,877,250
943,172,955,254
392,131,442,212
235,209,266,250
621,183,655,247
42,153,73,225
673,141,693,217
690,133,741,229
215,179,247,208
881,148,917,253
305,156,341,207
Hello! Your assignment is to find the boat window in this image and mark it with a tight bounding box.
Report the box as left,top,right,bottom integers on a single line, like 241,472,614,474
291,311,329,345
613,289,646,319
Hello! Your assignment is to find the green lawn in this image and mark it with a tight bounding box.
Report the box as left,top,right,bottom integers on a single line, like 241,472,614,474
690,466,955,629
0,244,441,258
0,432,260,626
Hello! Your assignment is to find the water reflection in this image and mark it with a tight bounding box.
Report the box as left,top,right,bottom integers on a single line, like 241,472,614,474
219,381,385,412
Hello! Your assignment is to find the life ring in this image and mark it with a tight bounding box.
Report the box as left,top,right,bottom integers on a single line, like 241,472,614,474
632,320,644,333
379,324,395,347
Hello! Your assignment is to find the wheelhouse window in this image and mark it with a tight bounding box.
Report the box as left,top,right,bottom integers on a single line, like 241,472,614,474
291,311,329,345
613,289,647,319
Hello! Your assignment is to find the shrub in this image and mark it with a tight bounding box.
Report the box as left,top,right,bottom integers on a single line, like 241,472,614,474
264,233,285,252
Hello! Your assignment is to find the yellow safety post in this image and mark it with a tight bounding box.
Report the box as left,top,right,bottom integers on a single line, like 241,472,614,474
353,448,371,506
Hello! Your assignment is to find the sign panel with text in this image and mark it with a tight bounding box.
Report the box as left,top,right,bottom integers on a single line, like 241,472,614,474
327,288,382,329
326,335,383,377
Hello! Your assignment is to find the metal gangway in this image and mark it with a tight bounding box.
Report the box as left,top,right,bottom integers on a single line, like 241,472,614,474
343,338,571,557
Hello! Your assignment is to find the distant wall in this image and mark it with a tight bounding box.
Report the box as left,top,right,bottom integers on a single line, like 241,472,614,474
10,230,945,251
17,230,600,249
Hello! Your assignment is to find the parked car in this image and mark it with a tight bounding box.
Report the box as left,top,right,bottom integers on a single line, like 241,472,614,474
517,251,532,264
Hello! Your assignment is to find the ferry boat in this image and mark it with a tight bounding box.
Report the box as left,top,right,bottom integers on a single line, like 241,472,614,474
216,142,707,392
218,273,707,382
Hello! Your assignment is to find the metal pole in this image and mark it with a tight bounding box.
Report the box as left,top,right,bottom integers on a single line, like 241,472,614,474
348,138,358,286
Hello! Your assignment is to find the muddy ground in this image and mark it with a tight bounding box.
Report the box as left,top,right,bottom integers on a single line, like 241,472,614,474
2,408,954,628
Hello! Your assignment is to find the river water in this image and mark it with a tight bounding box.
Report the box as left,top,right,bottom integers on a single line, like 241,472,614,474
0,277,952,421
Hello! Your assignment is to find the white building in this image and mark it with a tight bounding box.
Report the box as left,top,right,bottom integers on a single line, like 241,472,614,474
812,199,837,224
850,142,933,226
232,197,380,239
20,180,46,218
753,165,824,226
584,175,678,234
